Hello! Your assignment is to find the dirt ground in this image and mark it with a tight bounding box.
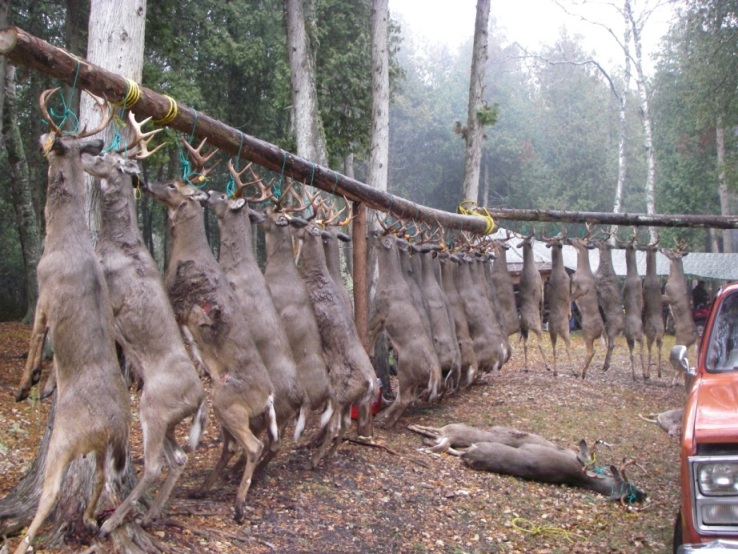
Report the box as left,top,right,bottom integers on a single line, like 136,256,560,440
0,321,685,553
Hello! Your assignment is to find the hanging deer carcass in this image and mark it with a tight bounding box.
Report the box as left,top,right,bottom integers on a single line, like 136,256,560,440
566,230,605,379
621,235,646,380
593,236,624,371
291,196,377,440
489,236,520,338
369,230,442,427
438,252,479,389
14,90,130,554
641,239,665,377
142,142,278,523
80,115,207,533
206,178,309,472
662,245,698,385
542,233,572,376
257,187,336,467
516,235,549,372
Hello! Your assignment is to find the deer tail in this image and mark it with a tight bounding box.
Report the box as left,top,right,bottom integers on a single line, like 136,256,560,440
189,399,209,451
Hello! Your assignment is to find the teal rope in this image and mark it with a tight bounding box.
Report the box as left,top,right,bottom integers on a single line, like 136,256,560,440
43,61,82,134
226,131,245,198
274,151,287,200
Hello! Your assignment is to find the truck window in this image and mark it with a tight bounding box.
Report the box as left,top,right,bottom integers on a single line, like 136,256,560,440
706,293,738,372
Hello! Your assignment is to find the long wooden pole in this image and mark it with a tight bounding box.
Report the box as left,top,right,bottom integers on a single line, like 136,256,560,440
0,26,489,233
4,26,738,231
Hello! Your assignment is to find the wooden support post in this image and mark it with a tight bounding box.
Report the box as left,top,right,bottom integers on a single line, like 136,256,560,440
353,201,368,353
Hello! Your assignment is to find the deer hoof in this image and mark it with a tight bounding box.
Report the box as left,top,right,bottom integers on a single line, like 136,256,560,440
233,504,244,524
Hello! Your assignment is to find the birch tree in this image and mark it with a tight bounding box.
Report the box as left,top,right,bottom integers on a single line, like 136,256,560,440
460,0,491,205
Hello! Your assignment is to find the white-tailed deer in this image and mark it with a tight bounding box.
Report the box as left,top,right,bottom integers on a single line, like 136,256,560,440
593,236,624,371
621,234,646,380
662,244,698,385
142,141,277,523
368,229,442,427
438,252,479,389
455,247,506,373
641,239,665,377
207,162,309,465
14,90,130,554
258,187,336,467
542,232,572,376
517,235,548,372
291,198,377,439
417,237,461,394
409,424,646,503
489,235,520,337
566,227,605,379
81,114,207,533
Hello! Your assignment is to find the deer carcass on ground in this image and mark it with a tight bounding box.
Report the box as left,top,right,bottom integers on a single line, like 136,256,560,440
662,245,698,385
567,230,605,379
143,146,277,523
369,231,442,427
593,237,624,371
14,90,130,554
291,198,377,440
206,168,309,460
409,423,646,503
641,240,665,377
622,236,646,380
542,233,572,376
517,235,549,372
81,116,207,533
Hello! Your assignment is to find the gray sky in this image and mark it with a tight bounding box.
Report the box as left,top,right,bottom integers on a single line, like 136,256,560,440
390,0,675,74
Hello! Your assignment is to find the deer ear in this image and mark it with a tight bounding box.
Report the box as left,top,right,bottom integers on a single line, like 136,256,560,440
336,232,351,243
229,198,246,211
80,138,105,156
248,208,266,224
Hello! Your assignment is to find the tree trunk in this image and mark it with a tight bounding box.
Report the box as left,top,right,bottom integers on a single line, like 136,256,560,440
82,0,147,243
626,0,657,242
461,0,490,204
0,3,151,551
716,115,732,252
284,0,328,167
3,63,41,324
611,1,631,242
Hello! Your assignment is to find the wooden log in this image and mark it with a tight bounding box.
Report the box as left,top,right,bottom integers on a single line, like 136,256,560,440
0,26,489,233
2,25,738,231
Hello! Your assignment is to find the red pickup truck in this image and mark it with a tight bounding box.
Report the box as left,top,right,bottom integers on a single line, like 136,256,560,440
671,282,738,552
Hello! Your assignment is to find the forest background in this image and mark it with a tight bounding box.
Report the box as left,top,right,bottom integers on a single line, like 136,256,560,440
0,0,736,321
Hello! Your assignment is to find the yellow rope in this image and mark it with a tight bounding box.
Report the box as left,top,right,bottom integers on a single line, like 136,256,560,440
113,78,141,109
511,517,584,544
457,199,497,235
153,95,178,126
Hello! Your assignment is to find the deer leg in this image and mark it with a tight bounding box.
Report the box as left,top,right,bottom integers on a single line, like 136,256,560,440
14,443,74,554
580,338,596,379
626,337,636,381
550,333,558,376
311,403,342,468
232,427,264,523
638,337,647,380
16,306,48,402
378,382,418,429
535,331,549,372
198,427,236,495
656,337,663,378
602,334,615,371
143,432,187,525
522,335,530,372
